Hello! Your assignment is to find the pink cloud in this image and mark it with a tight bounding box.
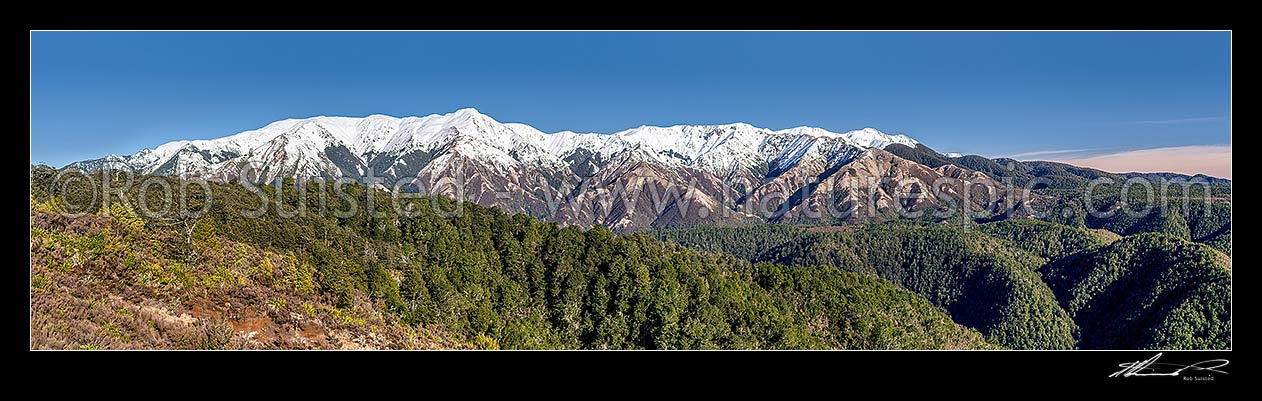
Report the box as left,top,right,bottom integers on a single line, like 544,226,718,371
1048,145,1231,179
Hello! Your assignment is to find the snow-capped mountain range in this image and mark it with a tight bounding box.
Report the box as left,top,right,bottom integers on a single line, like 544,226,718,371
70,108,916,181
70,108,1030,232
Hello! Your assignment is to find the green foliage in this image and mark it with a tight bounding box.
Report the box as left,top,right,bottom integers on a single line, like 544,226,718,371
205,265,242,290
269,297,287,311
250,255,276,282
756,263,996,349
975,220,1105,261
658,220,1232,350
31,194,64,214
167,262,198,291
1082,196,1229,252
1202,228,1231,254
104,202,145,232
1039,233,1230,349
133,261,163,287
653,224,804,260
1144,208,1191,239
657,224,1078,349
29,169,995,349
191,217,220,251
32,274,48,291
102,321,125,340
281,254,317,295
472,333,500,350
884,144,951,168
29,165,1228,350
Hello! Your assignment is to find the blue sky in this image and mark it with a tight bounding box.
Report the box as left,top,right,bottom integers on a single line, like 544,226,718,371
31,31,1231,172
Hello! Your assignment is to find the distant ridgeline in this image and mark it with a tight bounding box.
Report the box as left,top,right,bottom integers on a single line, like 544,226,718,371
61,109,1230,237
883,143,1230,255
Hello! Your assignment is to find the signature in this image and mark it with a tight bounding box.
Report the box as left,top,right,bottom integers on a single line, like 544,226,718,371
1110,353,1230,378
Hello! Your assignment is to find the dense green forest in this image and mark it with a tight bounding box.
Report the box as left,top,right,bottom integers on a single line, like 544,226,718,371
29,166,1230,349
30,167,992,349
655,220,1231,350
655,223,1077,349
1039,234,1231,349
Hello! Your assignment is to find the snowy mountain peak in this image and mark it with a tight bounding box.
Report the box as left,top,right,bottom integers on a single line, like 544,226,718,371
776,126,836,137
63,108,952,232
68,108,925,185
841,127,918,148
451,107,482,116
772,126,917,149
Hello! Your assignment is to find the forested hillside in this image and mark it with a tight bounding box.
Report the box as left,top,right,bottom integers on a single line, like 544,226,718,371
1039,234,1230,349
30,167,992,349
29,166,1229,350
656,224,1076,349
655,220,1231,350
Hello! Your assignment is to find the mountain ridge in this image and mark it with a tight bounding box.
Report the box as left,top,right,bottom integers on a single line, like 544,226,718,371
70,109,1222,234
69,108,919,177
70,109,973,232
